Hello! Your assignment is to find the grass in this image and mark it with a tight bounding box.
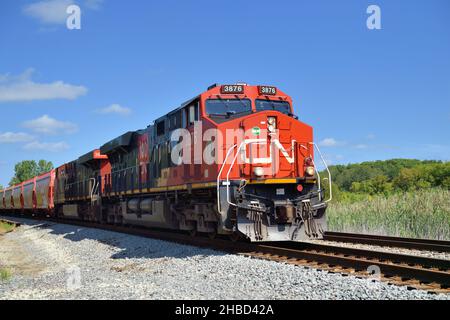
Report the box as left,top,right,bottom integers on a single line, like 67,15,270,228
0,221,14,282
0,221,15,234
0,221,15,282
0,268,11,281
327,188,450,240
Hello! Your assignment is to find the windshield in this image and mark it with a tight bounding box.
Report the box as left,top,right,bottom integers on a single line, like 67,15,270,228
206,99,252,123
256,99,291,114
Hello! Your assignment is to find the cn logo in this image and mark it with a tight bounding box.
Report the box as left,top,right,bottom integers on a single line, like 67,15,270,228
242,139,295,165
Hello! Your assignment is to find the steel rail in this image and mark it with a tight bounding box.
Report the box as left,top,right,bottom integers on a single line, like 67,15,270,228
243,243,450,293
263,241,450,270
323,231,450,253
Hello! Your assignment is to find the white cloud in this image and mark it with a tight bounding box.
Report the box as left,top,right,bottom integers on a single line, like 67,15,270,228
0,132,35,143
367,134,376,140
96,104,131,116
23,141,69,152
321,153,345,166
318,138,343,147
23,0,75,24
23,0,104,24
0,69,87,102
355,144,368,149
22,115,78,135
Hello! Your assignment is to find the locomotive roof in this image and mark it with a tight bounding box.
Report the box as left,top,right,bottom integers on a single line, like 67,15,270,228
152,95,200,124
100,131,135,155
100,128,148,155
78,149,108,165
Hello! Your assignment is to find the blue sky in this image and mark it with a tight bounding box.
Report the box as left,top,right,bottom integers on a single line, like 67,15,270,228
0,0,449,186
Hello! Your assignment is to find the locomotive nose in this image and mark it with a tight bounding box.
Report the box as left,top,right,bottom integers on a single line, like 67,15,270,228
239,113,298,180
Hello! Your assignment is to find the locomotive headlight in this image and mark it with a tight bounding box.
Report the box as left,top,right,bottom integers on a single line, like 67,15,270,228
253,167,264,177
267,117,276,126
305,166,315,176
267,117,276,133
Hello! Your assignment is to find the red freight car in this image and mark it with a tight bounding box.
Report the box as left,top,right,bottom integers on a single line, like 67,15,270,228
1,170,55,215
12,183,23,211
22,177,36,211
34,170,56,213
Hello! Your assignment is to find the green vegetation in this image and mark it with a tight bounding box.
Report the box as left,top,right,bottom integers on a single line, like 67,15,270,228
0,268,11,281
0,221,15,234
9,159,53,186
320,159,450,239
327,188,450,240
0,222,14,282
321,159,449,202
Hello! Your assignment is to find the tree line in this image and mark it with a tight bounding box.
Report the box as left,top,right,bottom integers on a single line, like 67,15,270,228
321,159,450,202
1,160,54,189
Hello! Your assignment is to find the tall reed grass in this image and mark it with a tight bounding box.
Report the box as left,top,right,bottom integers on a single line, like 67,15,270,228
327,188,450,240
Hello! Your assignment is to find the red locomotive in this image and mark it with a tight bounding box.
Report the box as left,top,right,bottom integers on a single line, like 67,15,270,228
1,84,332,242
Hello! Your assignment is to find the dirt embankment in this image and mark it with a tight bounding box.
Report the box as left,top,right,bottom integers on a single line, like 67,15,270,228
0,220,48,279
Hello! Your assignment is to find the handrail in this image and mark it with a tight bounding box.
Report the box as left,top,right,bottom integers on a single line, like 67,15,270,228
225,139,266,207
311,158,322,201
214,139,333,212
309,142,332,203
89,178,99,199
217,144,237,212
225,141,246,207
217,139,267,210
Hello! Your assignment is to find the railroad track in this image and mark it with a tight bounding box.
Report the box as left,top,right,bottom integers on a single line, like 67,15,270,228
246,241,450,294
2,213,450,294
324,231,450,253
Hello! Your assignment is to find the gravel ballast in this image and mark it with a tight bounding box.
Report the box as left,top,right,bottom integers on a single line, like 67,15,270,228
0,216,449,300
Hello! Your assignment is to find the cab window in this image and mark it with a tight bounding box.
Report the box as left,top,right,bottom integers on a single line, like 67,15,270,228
205,98,252,123
156,120,165,136
169,111,181,130
255,99,291,114
184,101,199,127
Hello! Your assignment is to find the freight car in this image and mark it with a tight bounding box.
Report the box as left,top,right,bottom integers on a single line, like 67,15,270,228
0,84,331,242
1,170,55,213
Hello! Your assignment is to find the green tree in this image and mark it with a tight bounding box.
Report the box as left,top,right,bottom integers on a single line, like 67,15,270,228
321,159,449,199
370,175,393,194
37,159,53,174
443,176,450,190
393,168,417,191
0,184,3,191
9,160,54,186
350,181,362,193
